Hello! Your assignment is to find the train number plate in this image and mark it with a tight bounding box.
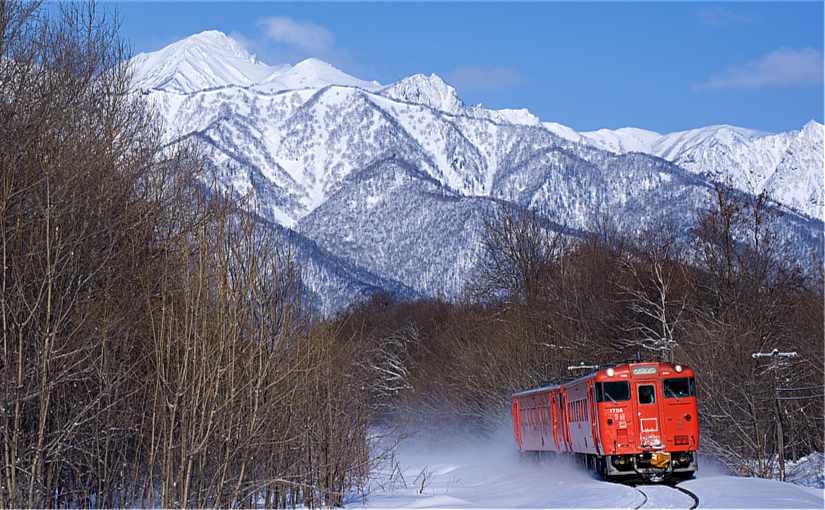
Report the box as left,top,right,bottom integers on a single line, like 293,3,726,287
632,366,657,375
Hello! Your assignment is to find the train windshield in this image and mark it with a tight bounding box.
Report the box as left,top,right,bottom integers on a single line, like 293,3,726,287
663,377,696,398
595,382,630,402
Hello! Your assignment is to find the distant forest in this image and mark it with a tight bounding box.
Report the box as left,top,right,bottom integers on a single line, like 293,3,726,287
0,2,821,508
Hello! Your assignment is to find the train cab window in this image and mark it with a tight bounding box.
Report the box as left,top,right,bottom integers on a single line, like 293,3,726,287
596,382,630,402
638,384,656,404
664,377,696,398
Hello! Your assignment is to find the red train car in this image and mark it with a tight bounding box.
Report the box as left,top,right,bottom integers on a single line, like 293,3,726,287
511,361,698,481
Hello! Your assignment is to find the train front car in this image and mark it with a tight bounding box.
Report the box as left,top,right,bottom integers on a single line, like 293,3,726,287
595,362,699,482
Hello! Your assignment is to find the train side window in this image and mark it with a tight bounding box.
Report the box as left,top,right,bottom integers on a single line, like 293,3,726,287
596,382,630,402
663,377,696,398
638,384,656,404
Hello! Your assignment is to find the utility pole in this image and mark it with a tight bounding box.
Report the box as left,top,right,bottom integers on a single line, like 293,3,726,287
752,349,798,482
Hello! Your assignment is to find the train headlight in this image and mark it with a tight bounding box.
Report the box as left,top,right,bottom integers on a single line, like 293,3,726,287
674,364,683,373
606,368,615,377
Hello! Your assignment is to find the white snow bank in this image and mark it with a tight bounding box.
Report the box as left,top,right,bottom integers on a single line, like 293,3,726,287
353,424,639,508
682,475,823,508
353,421,636,508
350,420,824,508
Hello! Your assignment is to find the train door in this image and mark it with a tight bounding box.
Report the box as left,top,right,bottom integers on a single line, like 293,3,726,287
560,390,572,451
588,384,601,454
512,400,522,450
544,395,553,450
634,382,662,448
550,393,559,450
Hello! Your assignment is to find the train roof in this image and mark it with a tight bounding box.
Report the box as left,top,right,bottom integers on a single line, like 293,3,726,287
511,383,562,398
511,361,693,398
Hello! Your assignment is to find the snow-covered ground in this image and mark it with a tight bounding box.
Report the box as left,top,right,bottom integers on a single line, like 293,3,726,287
785,452,825,489
352,424,824,508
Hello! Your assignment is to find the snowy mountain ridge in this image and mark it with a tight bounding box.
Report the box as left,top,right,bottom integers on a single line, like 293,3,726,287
130,31,823,311
130,30,279,92
131,30,379,94
380,73,464,114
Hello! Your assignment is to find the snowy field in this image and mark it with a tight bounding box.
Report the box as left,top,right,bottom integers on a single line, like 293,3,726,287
351,424,824,509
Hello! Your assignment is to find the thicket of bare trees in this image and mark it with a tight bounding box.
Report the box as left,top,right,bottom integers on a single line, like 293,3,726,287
681,188,823,477
1,2,820,504
340,190,823,477
0,2,373,507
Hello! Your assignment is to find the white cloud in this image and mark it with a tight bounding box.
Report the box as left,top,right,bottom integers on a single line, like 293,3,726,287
697,48,824,90
448,66,526,91
257,17,333,53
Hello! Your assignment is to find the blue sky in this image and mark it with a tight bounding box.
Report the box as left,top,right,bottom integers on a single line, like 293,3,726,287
116,2,823,133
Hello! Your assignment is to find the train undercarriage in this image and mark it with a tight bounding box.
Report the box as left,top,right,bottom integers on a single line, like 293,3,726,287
523,450,697,483
585,451,697,483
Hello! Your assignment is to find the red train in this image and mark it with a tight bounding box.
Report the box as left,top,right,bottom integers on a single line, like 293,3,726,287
511,361,698,481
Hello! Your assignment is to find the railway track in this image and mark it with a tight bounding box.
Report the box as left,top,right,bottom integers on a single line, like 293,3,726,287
632,483,699,509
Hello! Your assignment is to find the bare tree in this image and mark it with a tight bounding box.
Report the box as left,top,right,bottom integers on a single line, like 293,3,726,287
620,231,688,362
469,207,566,307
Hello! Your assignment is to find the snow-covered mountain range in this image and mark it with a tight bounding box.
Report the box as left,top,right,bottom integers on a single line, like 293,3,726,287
542,121,823,219
131,31,824,312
